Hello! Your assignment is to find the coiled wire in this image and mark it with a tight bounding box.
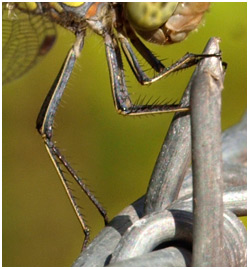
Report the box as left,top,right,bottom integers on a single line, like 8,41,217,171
73,38,247,267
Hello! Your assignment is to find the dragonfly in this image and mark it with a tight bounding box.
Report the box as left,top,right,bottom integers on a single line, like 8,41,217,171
3,2,215,248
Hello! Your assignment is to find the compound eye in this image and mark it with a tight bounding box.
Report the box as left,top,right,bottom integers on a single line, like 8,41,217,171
125,2,178,31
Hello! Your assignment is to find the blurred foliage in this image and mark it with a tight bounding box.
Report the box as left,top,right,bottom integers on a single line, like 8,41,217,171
3,3,246,266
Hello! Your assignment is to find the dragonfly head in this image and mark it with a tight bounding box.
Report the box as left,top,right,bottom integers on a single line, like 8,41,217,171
125,2,210,45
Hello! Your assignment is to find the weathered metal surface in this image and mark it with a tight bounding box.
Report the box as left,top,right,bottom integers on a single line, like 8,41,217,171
73,38,247,267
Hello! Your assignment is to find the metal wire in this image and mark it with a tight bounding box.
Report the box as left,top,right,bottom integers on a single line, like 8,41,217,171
190,38,225,266
73,37,247,267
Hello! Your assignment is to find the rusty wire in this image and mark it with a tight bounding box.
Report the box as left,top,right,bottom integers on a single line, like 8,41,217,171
73,38,247,267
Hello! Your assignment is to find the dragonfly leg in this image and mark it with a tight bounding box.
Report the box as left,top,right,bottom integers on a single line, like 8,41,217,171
44,139,90,249
104,33,188,115
36,35,108,248
117,27,221,85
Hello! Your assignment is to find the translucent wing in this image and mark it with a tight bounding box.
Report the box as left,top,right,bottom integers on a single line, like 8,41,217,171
2,3,57,84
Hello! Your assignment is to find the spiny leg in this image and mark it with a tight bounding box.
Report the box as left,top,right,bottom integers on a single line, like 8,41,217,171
36,34,108,248
44,140,90,248
118,23,165,75
117,25,220,85
104,33,188,115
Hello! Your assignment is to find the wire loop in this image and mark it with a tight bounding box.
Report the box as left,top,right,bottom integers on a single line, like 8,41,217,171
73,37,247,267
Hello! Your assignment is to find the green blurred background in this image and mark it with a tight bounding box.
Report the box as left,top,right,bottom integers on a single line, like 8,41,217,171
3,3,247,267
